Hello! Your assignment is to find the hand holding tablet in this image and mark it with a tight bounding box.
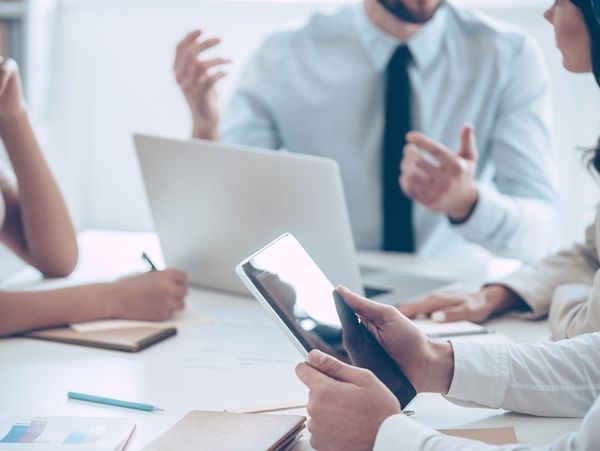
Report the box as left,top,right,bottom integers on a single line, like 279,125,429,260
236,233,417,409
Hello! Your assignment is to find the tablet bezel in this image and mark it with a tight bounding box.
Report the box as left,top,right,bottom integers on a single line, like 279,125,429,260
236,233,416,408
236,234,313,360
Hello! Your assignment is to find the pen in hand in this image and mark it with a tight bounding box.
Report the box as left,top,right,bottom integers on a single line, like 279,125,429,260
142,252,157,271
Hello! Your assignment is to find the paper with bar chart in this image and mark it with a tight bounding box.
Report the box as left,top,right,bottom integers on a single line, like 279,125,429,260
0,416,135,450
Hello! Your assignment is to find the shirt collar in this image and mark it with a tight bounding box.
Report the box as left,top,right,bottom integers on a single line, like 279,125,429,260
353,1,449,72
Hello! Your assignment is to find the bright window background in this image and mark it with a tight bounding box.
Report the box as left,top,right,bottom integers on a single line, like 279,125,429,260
4,0,599,276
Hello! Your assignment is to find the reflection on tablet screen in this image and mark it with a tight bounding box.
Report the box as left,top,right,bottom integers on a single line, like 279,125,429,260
240,234,416,408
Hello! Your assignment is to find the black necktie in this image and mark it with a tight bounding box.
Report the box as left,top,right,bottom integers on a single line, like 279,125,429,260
382,46,415,252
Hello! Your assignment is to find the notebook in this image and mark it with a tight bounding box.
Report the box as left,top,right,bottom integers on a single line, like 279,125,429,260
69,307,213,332
141,411,306,451
22,326,176,352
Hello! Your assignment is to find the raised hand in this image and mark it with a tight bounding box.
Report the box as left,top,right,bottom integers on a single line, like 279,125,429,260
173,30,230,140
400,125,479,222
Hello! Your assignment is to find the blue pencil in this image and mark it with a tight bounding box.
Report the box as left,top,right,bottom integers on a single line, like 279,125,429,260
68,391,164,412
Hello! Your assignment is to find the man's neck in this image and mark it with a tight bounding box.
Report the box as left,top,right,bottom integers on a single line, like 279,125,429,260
364,0,423,41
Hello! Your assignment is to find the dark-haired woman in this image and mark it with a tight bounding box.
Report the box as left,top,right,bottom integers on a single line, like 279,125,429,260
398,0,600,341
296,2,600,450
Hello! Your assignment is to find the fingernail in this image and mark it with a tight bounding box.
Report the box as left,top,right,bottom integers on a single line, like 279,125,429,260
337,285,349,293
309,350,327,365
431,311,446,322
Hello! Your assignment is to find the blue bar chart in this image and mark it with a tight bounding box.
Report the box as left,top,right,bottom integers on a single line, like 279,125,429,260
0,415,134,449
1,418,47,443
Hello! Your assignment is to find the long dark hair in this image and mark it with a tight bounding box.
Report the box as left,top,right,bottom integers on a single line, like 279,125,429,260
570,0,600,171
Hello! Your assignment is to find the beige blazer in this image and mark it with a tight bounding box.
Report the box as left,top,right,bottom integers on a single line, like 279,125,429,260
500,212,600,340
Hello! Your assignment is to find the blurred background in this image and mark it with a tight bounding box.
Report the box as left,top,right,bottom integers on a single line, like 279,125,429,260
1,0,599,275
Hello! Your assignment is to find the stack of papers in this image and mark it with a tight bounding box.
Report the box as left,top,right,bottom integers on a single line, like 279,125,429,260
0,415,135,450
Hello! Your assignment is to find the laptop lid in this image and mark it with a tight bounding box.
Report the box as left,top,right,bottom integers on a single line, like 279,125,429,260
134,134,363,295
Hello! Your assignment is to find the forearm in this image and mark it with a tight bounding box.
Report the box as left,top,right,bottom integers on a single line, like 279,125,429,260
377,385,600,451
192,121,220,141
373,336,600,450
548,284,599,340
375,413,580,451
451,185,557,262
448,335,600,417
0,283,118,337
0,111,78,276
497,223,598,319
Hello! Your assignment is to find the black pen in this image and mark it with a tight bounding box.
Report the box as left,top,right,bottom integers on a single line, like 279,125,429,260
141,252,157,271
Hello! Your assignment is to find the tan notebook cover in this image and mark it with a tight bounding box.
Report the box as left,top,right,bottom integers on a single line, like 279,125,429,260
142,410,306,451
23,326,176,352
440,426,518,445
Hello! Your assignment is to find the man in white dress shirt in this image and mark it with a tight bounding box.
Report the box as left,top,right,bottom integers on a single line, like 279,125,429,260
173,0,558,261
296,287,600,450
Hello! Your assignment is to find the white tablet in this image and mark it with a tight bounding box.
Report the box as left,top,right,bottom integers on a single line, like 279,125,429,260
236,233,416,408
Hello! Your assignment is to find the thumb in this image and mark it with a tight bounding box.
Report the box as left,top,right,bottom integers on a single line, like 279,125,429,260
337,286,395,324
458,125,478,162
307,350,367,384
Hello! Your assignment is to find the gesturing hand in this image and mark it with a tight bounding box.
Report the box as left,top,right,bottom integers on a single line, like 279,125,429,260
296,350,401,451
0,58,26,122
173,30,230,140
400,125,479,222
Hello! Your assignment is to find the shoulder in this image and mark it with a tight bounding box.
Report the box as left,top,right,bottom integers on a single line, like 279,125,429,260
254,5,356,62
445,2,541,62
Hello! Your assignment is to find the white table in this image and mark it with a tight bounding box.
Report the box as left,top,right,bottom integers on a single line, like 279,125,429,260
0,230,580,449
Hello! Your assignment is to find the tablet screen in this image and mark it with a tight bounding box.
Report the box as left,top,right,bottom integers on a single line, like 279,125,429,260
240,234,416,408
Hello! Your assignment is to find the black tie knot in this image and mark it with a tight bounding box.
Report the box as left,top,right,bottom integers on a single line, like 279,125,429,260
387,45,412,73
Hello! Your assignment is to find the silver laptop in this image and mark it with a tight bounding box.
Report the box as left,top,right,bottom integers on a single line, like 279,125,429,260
134,134,449,301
